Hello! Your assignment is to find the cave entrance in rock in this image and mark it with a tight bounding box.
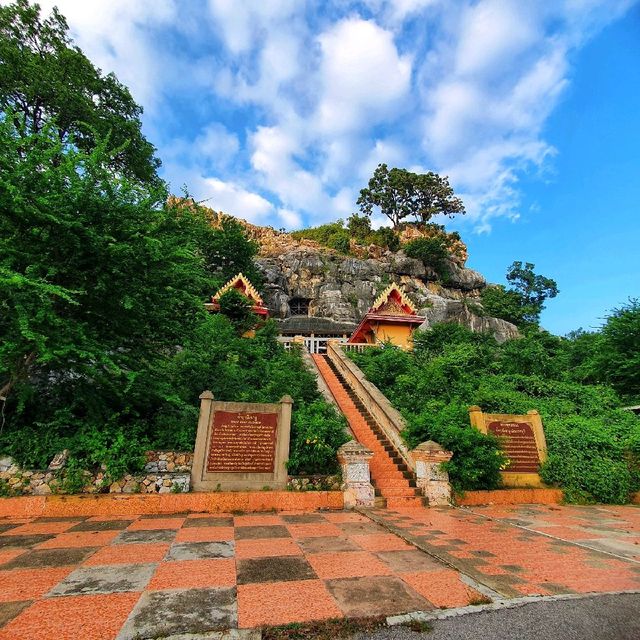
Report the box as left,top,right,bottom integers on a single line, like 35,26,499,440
289,297,311,316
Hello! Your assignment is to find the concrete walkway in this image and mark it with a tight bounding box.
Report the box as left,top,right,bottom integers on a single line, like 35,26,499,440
0,505,639,639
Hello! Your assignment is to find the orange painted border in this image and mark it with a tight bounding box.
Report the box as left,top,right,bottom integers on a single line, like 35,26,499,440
456,488,564,506
0,491,344,518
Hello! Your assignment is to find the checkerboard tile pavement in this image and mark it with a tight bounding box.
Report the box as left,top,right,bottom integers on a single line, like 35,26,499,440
366,506,640,599
0,506,638,638
0,510,482,638
466,503,640,561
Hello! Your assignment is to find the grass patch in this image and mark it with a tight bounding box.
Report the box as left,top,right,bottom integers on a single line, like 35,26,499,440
402,619,434,633
262,615,387,640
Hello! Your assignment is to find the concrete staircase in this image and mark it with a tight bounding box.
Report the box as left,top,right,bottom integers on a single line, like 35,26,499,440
313,354,424,509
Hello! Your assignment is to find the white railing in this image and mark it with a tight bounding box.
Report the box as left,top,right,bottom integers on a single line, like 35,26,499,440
277,336,348,354
341,343,380,353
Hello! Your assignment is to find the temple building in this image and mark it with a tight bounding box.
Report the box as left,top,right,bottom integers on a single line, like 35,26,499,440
347,284,425,349
205,272,269,319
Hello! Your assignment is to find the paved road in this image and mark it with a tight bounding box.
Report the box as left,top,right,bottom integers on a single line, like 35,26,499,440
356,593,640,640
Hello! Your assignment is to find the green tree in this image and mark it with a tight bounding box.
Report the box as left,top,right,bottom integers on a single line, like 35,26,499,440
171,199,261,295
404,237,451,279
482,261,558,327
0,0,160,183
357,163,465,228
350,322,640,501
0,115,206,468
598,300,640,401
347,213,371,242
507,261,559,311
217,289,256,335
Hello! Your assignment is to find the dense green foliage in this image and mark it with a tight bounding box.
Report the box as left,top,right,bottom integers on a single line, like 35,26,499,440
482,262,558,328
350,324,640,501
145,317,348,475
558,301,640,403
217,289,256,335
200,215,262,294
0,116,345,478
291,221,352,254
288,400,350,475
357,163,465,227
0,0,160,184
0,2,347,484
290,216,401,255
404,237,452,279
598,300,640,402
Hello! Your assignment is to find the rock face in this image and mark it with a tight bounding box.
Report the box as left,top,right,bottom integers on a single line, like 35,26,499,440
184,203,519,343
257,246,519,343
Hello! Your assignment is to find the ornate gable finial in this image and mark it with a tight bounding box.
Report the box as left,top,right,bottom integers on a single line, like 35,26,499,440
212,272,264,305
371,283,416,314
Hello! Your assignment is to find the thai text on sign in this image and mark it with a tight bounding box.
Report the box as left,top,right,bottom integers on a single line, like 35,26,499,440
487,421,540,473
207,410,277,473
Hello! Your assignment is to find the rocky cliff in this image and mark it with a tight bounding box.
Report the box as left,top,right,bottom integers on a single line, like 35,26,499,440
197,204,518,342
241,222,519,343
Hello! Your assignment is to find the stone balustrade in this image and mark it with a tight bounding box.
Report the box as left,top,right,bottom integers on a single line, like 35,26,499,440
337,440,375,508
411,440,453,506
327,341,415,473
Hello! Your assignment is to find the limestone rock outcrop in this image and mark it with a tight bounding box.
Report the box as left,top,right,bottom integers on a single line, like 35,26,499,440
180,201,519,342
257,246,518,343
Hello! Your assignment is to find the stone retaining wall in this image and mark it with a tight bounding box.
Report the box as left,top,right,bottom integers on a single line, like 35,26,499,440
0,451,338,496
144,451,193,473
287,474,341,492
0,451,193,496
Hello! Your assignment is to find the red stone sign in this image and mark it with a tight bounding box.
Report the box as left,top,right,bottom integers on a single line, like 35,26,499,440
206,410,278,473
487,421,541,473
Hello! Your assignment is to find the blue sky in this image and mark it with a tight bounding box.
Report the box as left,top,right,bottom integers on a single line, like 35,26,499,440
28,0,640,335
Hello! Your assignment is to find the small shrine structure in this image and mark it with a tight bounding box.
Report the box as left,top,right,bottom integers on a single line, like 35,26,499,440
347,284,424,349
205,272,269,318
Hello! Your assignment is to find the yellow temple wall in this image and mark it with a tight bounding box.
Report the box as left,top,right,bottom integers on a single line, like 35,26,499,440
372,323,415,349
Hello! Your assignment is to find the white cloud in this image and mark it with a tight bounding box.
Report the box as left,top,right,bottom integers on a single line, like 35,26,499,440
34,0,178,109
455,1,540,79
415,1,608,230
277,208,303,229
206,0,299,55
197,177,274,223
316,18,412,134
13,0,635,232
194,124,240,165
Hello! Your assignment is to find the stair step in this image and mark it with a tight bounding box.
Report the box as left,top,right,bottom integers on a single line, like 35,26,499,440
378,488,421,497
313,352,423,508
386,496,425,509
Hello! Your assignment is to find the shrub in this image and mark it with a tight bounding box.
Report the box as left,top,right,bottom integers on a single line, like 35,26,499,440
404,237,451,279
291,221,352,254
217,289,256,335
293,218,401,254
287,401,349,475
350,323,640,502
405,404,506,491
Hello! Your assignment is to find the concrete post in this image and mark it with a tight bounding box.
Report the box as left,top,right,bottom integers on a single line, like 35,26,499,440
277,395,294,486
337,440,375,508
411,440,453,506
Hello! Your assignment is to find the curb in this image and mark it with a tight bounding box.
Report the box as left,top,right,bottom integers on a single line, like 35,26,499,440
386,589,640,626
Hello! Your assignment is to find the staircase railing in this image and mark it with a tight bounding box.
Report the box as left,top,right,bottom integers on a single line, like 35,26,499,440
326,341,415,473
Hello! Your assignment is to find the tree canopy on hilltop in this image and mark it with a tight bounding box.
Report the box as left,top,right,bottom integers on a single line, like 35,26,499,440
357,163,465,227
